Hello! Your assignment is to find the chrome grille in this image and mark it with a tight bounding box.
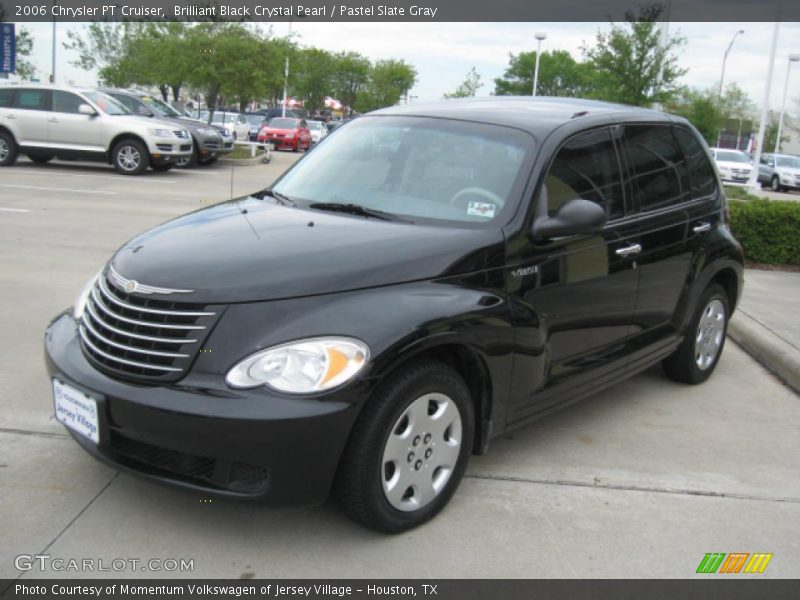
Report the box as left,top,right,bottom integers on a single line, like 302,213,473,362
79,272,220,382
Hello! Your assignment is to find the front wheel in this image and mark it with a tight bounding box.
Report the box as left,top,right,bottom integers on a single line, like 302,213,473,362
112,139,148,175
771,175,782,192
335,361,474,533
663,284,729,384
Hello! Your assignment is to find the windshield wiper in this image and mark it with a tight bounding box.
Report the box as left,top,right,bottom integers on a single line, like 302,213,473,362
260,189,297,206
309,202,408,222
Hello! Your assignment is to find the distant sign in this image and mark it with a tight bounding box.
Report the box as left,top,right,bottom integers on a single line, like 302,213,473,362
0,23,15,74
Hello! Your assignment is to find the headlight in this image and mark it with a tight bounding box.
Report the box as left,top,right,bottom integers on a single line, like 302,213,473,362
226,337,370,393
72,268,103,321
147,128,173,137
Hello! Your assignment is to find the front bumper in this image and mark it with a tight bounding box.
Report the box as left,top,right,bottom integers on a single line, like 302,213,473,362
258,135,297,150
44,312,361,505
195,132,234,157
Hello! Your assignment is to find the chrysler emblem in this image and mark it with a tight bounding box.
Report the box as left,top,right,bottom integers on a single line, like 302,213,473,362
108,265,194,295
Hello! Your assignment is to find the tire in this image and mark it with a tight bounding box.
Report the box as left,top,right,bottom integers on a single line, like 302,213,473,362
112,139,148,175
335,361,475,533
0,131,19,167
151,163,174,172
29,155,53,164
198,156,217,166
771,175,782,192
663,283,729,384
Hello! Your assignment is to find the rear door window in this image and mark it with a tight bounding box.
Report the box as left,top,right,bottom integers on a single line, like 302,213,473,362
624,125,691,210
11,89,48,110
673,126,718,198
544,127,625,220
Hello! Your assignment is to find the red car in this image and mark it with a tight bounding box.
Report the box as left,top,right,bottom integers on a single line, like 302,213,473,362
257,118,312,151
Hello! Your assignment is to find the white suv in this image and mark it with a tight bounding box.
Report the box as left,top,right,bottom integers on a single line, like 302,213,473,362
0,85,192,175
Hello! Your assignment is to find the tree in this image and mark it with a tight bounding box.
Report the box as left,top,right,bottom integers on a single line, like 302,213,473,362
494,50,593,97
582,4,686,106
764,120,790,153
667,88,725,145
293,48,335,113
444,67,483,99
356,59,417,112
63,23,146,85
0,10,35,80
330,52,370,116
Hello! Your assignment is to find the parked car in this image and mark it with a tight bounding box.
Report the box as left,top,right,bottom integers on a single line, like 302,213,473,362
101,89,234,167
307,119,328,144
257,117,312,151
709,148,752,183
256,107,306,121
208,111,250,141
0,84,191,174
757,153,800,192
45,98,743,533
243,112,268,142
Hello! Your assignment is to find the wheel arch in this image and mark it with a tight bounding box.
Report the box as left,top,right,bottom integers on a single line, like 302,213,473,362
0,125,18,144
107,133,149,164
370,339,495,456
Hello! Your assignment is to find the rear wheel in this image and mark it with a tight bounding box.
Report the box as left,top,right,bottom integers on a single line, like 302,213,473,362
335,361,474,533
0,131,18,167
29,155,53,164
771,175,782,192
663,284,729,384
112,139,148,175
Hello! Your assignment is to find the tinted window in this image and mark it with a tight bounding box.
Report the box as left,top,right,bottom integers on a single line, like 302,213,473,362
545,128,625,219
111,93,146,115
52,91,86,114
12,89,47,110
625,125,691,210
0,88,12,107
673,127,717,198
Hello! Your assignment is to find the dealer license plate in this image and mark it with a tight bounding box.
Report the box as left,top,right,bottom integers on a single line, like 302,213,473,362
53,379,99,444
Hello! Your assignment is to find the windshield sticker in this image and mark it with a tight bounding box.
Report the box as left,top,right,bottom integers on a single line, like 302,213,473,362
467,202,496,218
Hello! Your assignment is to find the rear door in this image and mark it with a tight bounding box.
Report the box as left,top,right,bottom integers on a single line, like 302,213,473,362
47,90,104,152
507,126,641,421
8,88,50,147
621,123,695,358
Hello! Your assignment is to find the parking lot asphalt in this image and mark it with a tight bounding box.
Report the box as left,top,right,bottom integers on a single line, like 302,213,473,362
1,155,799,581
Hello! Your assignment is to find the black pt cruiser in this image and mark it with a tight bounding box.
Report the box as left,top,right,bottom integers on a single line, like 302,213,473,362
45,98,743,532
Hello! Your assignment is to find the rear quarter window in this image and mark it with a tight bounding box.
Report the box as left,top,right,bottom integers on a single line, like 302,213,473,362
0,88,12,107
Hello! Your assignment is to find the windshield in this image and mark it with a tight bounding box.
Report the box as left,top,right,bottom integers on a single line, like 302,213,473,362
243,114,265,125
273,116,532,226
139,95,181,118
776,156,800,169
211,113,238,124
268,118,299,129
716,151,748,163
82,91,129,115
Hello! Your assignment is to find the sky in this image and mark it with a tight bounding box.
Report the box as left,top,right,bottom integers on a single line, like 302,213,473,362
12,21,800,116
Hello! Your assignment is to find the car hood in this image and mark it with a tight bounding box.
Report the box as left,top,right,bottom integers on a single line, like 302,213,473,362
776,166,800,175
114,115,180,132
716,160,751,170
109,197,504,304
263,127,296,135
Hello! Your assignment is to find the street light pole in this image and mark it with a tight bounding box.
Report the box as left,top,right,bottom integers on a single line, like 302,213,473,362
747,21,780,192
281,19,293,118
775,53,800,153
50,1,57,83
718,29,744,99
532,32,546,97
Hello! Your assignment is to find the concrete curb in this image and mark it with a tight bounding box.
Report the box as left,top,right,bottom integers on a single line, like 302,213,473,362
728,310,800,394
217,154,270,167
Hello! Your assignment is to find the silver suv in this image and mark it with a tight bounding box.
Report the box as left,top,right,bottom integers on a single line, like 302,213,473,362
0,85,192,175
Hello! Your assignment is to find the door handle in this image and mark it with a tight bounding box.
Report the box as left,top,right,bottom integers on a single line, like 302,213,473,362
693,222,711,233
48,118,59,123
6,114,15,120
615,243,642,257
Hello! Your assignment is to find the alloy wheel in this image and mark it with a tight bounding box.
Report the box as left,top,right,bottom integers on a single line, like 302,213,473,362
381,392,462,512
694,299,725,370
117,145,141,171
0,138,8,162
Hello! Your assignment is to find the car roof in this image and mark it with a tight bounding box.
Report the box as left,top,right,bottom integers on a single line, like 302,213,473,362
370,96,678,136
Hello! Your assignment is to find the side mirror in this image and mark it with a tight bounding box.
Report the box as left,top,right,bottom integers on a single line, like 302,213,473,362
137,106,154,117
533,197,607,240
78,103,97,116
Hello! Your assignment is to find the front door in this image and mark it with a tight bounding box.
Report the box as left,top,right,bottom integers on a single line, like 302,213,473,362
507,126,640,422
47,91,104,153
